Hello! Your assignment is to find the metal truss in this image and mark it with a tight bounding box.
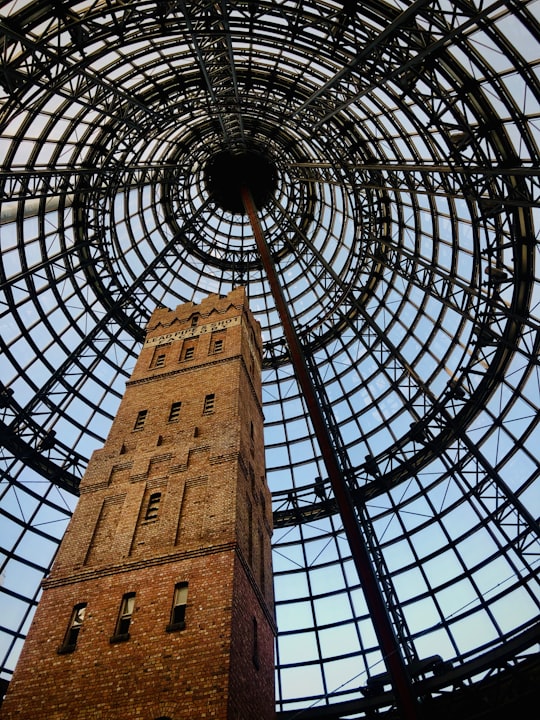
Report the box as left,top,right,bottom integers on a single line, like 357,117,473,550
1,1,539,717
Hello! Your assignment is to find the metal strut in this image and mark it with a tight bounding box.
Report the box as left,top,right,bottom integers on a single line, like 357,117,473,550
241,186,419,720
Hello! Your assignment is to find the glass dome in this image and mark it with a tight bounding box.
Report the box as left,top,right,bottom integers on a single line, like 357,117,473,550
1,1,539,717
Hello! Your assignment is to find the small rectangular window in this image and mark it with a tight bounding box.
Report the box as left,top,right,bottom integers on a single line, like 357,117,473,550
111,593,135,642
213,338,223,353
145,492,161,520
151,346,169,369
203,393,215,414
134,410,147,431
167,582,188,632
168,401,182,422
58,603,86,654
181,339,198,361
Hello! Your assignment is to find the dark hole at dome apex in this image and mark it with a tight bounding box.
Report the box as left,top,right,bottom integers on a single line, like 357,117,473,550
204,150,278,214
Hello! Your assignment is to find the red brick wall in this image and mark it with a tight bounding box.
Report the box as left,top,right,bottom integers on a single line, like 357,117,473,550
1,288,275,720
228,555,276,720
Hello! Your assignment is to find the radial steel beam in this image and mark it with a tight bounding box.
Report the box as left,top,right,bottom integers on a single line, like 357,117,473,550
0,420,81,494
291,0,432,118
308,0,510,129
241,186,419,720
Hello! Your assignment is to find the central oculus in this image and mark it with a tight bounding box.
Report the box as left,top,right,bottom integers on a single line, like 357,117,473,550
204,150,278,214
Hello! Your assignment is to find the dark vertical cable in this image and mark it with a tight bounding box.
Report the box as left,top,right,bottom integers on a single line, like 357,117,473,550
241,185,419,720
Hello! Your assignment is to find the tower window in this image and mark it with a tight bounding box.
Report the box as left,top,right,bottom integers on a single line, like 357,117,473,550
168,401,182,422
191,315,199,327
151,345,169,368
111,593,135,642
167,582,188,632
210,331,225,354
58,603,86,654
145,492,161,520
203,393,215,414
181,338,198,361
133,410,147,431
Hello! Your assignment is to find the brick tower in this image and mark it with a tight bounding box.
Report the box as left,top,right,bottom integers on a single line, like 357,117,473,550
1,286,275,720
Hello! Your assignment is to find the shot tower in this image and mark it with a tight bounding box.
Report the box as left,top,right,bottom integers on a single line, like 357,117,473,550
1,286,275,720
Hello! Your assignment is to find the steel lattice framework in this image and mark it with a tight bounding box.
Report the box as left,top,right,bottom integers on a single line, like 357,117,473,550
0,1,539,717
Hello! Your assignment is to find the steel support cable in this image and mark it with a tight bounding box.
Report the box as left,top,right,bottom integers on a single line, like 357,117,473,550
0,454,73,520
0,476,72,552
0,464,66,673
266,187,540,568
366,326,540,572
264,188,419,662
267,180,475,334
0,240,108,446
0,420,81,494
303,350,419,671
0,238,98,302
241,185,420,720
0,2,537,714
272,356,540,571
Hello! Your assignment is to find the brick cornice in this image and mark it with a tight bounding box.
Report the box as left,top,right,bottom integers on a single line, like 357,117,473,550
126,353,242,387
43,541,238,589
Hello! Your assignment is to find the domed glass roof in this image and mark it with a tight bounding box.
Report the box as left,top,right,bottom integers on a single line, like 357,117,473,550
1,1,539,716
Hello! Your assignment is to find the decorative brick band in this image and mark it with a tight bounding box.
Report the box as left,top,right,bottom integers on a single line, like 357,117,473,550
42,541,239,589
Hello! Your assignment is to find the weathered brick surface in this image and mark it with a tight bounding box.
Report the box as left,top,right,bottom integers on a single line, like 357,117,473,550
1,287,275,720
